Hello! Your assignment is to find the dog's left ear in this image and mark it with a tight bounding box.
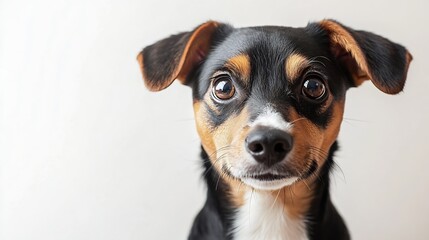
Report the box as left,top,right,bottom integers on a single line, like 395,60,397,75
318,20,412,94
137,21,223,92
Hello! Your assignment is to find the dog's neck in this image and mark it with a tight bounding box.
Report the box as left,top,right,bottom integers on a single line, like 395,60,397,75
231,187,311,240
228,164,321,240
189,141,349,240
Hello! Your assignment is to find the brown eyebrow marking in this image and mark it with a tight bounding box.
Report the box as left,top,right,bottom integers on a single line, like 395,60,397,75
285,53,310,82
224,54,251,82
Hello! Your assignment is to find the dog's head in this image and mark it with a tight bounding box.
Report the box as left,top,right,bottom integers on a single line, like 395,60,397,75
138,20,411,191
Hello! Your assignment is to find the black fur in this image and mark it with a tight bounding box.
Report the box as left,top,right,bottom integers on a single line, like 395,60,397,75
188,147,235,240
305,142,350,240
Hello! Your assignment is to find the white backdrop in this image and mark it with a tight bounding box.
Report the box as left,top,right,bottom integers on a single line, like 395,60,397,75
1,0,428,239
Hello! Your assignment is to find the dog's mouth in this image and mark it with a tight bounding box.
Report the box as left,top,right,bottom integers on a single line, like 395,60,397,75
225,160,319,190
240,174,298,190
244,173,289,181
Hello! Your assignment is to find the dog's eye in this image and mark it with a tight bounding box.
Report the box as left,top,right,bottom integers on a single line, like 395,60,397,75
302,77,326,100
212,75,235,100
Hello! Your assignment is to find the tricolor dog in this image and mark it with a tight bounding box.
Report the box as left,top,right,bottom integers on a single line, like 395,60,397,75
137,20,412,240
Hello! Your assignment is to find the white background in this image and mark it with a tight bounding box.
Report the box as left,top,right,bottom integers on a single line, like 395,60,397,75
1,0,428,239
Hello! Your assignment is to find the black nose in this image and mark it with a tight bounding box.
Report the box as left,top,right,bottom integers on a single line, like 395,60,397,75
245,127,293,166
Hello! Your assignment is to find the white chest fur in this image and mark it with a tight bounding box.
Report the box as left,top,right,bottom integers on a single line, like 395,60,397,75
232,191,308,240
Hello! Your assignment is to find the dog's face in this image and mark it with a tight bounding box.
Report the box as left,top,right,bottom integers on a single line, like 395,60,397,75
191,25,350,190
138,20,411,191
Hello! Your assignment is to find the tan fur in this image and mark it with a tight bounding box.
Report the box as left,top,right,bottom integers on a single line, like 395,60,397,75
285,54,310,82
193,101,217,158
194,100,250,208
225,54,251,83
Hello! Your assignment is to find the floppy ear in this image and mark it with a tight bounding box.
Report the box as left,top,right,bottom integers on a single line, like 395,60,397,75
137,21,221,91
319,20,412,94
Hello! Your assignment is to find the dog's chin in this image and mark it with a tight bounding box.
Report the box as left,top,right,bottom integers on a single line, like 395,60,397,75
240,176,298,190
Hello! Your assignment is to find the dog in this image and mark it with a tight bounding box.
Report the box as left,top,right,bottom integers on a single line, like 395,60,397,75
137,20,412,240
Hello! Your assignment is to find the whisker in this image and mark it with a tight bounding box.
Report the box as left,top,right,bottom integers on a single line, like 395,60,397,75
343,117,369,123
175,118,195,122
215,170,222,190
289,117,306,125
308,56,331,67
236,181,244,194
249,188,254,224
270,189,281,210
308,146,329,159
282,188,286,213
303,179,311,191
288,187,295,205
332,161,346,183
202,154,228,178
202,145,237,177
207,145,235,159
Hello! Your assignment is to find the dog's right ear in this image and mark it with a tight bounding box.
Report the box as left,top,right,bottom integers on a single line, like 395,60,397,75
137,21,222,91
